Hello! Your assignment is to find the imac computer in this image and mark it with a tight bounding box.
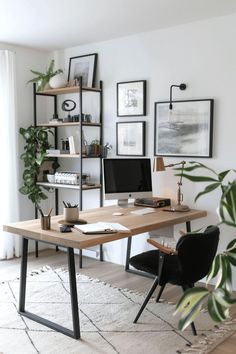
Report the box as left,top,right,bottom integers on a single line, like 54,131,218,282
103,158,152,207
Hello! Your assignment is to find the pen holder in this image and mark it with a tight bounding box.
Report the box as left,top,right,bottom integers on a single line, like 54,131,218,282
64,207,79,222
41,215,51,230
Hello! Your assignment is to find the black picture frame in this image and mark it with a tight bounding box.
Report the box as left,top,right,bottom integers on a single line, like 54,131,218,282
117,80,146,117
154,99,214,158
68,53,98,87
116,121,146,156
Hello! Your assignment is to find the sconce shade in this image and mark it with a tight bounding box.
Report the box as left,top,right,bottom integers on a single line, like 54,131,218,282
153,157,165,172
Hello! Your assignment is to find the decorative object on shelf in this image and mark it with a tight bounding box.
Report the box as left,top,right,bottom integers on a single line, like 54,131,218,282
54,172,90,185
153,157,190,212
117,80,146,117
154,99,214,157
19,126,59,204
60,138,70,153
103,142,112,158
68,53,97,87
27,59,63,92
86,139,101,156
49,72,67,89
116,121,146,156
46,174,55,183
61,99,76,122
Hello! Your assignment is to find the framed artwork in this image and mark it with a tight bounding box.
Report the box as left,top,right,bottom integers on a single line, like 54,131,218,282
117,80,146,117
116,121,146,156
68,53,97,87
154,99,214,157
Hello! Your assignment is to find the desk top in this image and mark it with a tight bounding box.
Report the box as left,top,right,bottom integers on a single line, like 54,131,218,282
3,205,207,249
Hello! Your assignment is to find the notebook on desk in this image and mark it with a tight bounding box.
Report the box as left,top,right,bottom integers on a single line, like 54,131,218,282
74,222,130,234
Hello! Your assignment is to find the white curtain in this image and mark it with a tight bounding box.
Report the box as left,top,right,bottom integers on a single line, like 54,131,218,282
0,50,20,259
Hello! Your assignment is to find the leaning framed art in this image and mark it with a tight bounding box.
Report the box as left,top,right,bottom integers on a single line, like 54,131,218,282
116,121,146,156
67,53,97,87
154,99,214,157
117,80,146,117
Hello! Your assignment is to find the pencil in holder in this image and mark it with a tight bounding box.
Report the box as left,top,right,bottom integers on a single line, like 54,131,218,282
41,215,51,230
64,207,79,222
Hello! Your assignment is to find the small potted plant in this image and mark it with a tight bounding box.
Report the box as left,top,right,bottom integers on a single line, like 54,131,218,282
27,59,64,91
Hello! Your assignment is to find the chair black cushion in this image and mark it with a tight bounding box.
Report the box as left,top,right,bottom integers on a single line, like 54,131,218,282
129,225,219,286
129,249,183,285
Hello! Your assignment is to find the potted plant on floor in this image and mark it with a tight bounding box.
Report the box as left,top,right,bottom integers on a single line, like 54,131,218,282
19,126,58,204
174,162,236,330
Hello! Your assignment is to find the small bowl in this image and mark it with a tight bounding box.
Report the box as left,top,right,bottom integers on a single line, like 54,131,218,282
47,174,55,183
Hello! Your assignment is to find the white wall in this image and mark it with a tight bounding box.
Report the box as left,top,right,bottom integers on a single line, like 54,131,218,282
52,12,236,285
0,42,49,252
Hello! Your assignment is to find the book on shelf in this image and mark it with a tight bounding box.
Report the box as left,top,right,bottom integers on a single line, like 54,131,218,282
68,135,80,154
74,222,130,234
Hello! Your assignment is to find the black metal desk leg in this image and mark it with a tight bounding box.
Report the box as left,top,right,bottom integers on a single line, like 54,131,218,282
19,238,28,312
99,244,103,262
186,221,191,233
67,247,80,339
125,236,132,271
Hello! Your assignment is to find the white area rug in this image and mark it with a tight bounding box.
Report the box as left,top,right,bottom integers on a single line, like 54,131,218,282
0,267,235,354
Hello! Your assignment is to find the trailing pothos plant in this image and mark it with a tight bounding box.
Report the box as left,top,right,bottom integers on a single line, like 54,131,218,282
19,126,55,204
173,161,236,331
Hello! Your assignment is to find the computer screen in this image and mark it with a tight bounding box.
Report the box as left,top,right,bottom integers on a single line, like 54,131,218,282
103,158,152,206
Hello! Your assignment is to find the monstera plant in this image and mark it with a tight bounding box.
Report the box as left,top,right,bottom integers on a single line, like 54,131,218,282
19,126,57,204
174,162,236,331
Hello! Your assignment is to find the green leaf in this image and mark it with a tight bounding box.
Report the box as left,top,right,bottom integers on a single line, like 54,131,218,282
175,173,219,182
30,69,44,76
175,287,209,315
219,170,231,182
226,238,236,251
227,252,236,266
194,182,221,202
214,288,236,307
208,293,227,322
175,287,209,331
19,186,29,195
188,161,218,175
207,254,220,283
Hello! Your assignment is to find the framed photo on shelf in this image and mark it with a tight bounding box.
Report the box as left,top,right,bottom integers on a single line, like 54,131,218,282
67,53,97,87
116,121,146,156
117,80,146,117
154,99,214,157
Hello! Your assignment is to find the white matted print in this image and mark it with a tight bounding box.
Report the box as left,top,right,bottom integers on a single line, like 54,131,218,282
117,80,146,116
116,121,145,156
68,53,97,87
154,99,214,157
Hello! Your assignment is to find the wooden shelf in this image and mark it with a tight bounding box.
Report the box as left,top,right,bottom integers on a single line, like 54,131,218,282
36,86,101,95
37,182,102,190
37,122,102,127
46,153,101,158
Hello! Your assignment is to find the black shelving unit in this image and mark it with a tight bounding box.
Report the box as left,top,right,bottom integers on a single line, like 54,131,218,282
33,78,104,267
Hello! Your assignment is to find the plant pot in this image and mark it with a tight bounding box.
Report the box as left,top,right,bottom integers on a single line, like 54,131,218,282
49,73,67,89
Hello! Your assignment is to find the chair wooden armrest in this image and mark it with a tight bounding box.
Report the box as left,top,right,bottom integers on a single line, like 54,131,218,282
147,239,178,255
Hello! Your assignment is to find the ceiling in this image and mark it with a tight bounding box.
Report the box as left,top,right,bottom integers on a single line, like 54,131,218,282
1,0,236,51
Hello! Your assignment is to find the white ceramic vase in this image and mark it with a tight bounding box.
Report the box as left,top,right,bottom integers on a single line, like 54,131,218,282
49,73,67,89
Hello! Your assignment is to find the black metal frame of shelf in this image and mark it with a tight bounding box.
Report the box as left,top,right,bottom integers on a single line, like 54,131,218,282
33,79,104,265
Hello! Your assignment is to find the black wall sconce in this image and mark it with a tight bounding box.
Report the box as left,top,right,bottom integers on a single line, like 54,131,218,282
169,83,187,109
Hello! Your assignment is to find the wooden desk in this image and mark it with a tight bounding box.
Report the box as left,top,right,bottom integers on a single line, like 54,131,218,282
3,205,207,339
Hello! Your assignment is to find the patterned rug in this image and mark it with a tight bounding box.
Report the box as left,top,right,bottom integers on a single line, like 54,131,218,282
0,267,235,354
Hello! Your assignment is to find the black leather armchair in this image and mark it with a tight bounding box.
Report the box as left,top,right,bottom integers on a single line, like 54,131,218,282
129,225,220,335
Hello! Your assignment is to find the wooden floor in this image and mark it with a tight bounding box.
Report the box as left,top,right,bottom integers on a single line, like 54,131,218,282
1,248,235,353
